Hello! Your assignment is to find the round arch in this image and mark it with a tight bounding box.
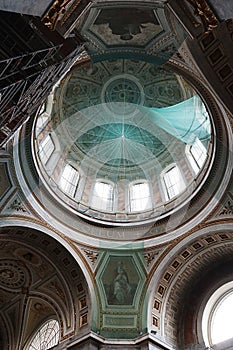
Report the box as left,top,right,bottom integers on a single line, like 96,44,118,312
0,224,93,350
146,223,233,348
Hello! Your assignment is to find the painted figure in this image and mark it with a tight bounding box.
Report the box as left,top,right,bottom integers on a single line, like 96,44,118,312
112,261,132,304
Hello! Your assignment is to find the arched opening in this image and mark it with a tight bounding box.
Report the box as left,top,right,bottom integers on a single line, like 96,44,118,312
91,180,115,212
38,134,55,165
59,163,80,197
202,282,233,347
161,163,186,201
186,137,208,175
0,226,91,350
128,181,152,212
28,319,59,350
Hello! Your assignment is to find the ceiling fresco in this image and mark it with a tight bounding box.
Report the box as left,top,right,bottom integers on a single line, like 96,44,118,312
94,251,146,338
89,7,163,45
0,227,90,347
77,1,185,62
0,1,233,348
34,57,212,225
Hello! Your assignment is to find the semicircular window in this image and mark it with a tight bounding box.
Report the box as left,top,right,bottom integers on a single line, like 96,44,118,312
28,319,59,350
202,282,233,347
211,292,233,345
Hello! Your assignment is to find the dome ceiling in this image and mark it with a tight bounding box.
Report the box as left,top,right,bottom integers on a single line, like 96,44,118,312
55,59,196,177
31,0,213,227
34,57,212,225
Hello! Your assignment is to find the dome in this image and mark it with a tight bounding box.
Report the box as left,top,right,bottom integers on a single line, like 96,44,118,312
33,59,212,225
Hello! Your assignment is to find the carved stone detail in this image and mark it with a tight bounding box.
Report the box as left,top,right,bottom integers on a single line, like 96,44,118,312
50,279,66,300
83,249,99,266
144,250,160,268
7,197,28,213
0,260,26,290
219,197,233,216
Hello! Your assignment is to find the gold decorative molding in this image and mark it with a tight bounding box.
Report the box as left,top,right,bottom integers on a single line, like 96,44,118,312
186,0,218,32
43,0,75,30
60,0,82,26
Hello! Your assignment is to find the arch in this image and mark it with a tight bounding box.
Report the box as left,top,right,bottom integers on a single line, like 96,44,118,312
0,220,94,294
0,224,94,349
1,2,233,349
146,223,233,348
26,319,59,350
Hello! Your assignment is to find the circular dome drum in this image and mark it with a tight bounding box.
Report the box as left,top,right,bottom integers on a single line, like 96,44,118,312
33,59,212,226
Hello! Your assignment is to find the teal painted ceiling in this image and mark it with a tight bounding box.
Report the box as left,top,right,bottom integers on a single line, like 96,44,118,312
36,58,213,223
76,122,166,159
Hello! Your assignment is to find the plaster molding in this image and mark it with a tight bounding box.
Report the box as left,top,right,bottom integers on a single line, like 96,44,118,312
1,192,33,218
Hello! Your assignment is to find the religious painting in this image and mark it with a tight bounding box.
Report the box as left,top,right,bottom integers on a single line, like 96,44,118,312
101,256,140,305
90,7,163,47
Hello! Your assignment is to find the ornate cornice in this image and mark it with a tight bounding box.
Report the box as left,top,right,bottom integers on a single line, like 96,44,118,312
43,0,75,30
185,0,218,32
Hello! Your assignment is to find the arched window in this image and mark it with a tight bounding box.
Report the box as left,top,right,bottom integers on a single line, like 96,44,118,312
162,164,185,201
59,163,79,197
129,181,152,212
211,292,233,345
202,282,233,347
91,180,115,212
38,134,55,165
36,103,49,135
186,137,207,174
36,93,54,136
28,319,59,350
